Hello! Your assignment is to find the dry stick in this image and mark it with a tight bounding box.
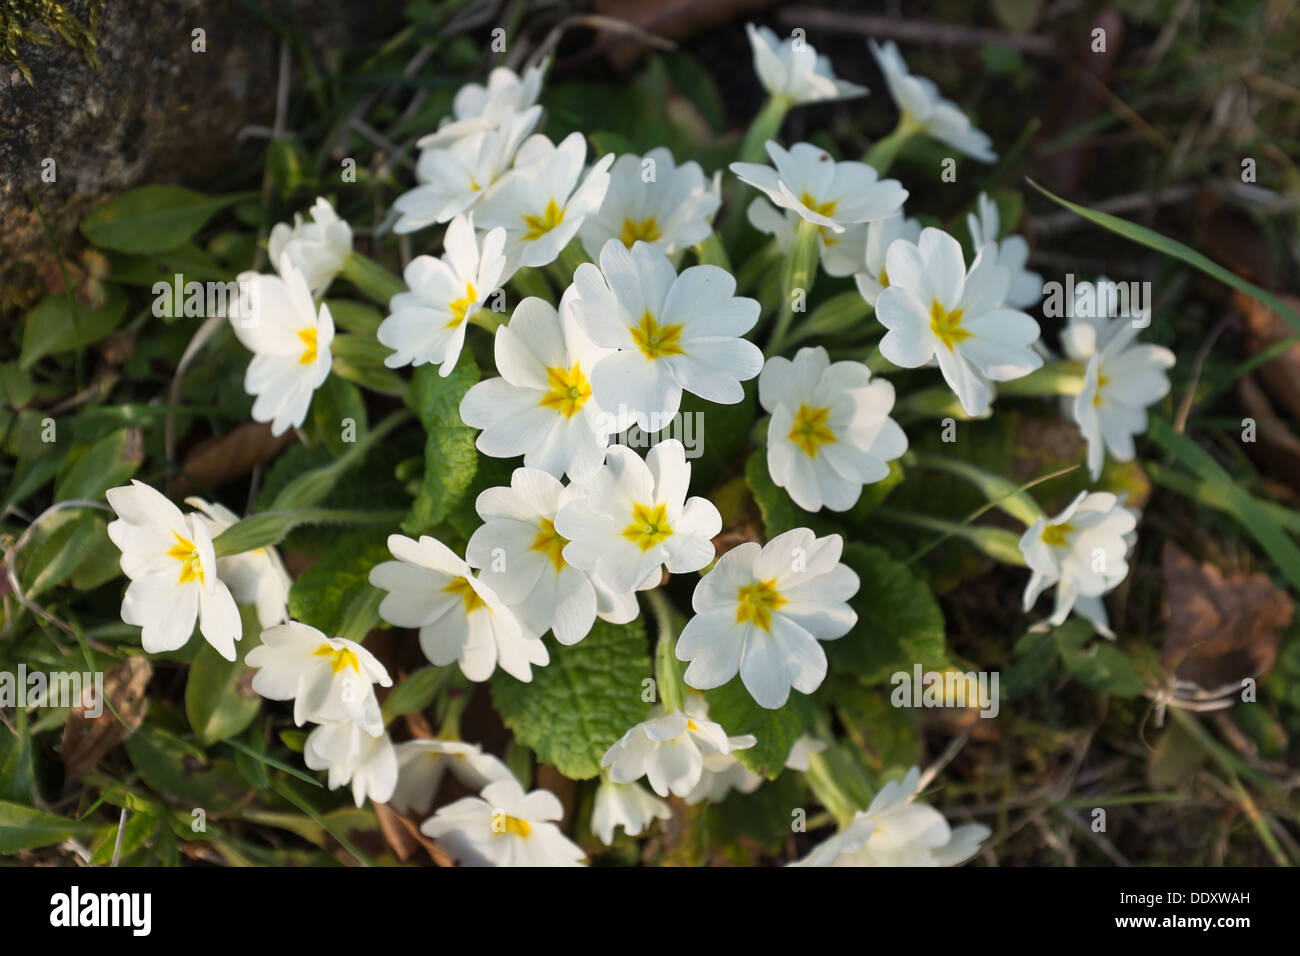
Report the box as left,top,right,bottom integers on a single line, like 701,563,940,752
915,729,971,794
1061,808,1133,866
1172,314,1231,434
775,7,1058,58
521,13,676,75
164,38,292,488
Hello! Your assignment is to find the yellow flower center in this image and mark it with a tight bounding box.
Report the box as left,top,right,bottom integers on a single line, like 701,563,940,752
312,642,361,674
538,363,593,418
298,326,318,365
878,267,890,288
1093,373,1109,407
735,579,787,632
444,575,487,613
685,719,699,732
798,191,837,218
621,502,673,551
522,198,565,241
496,815,532,838
1041,522,1074,548
530,517,569,573
619,216,661,247
930,301,969,351
166,532,205,586
788,404,836,458
629,311,685,360
444,281,478,329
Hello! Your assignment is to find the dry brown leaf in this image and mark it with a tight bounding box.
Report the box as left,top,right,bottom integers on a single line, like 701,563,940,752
173,421,296,496
1236,290,1300,426
1160,541,1291,690
373,802,454,866
59,655,152,778
1236,374,1300,496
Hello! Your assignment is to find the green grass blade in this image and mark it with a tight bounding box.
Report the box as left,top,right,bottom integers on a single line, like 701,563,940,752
1026,178,1300,333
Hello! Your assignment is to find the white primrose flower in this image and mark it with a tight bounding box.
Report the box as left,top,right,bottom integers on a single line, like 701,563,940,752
570,239,762,432
967,192,1042,310
677,528,859,709
746,23,869,105
368,534,548,682
377,214,508,375
474,132,614,269
393,105,543,233
459,291,627,483
876,227,1042,417
388,739,515,816
852,211,924,305
466,467,634,646
792,767,990,866
304,719,397,808
554,440,722,596
1059,294,1174,481
600,707,756,798
184,497,291,629
231,253,335,436
591,778,672,845
730,141,907,235
416,64,547,150
105,480,242,661
686,734,827,805
579,148,721,258
421,777,586,866
1020,491,1138,637
746,198,867,278
244,621,391,733
869,40,996,163
758,346,908,513
267,196,352,297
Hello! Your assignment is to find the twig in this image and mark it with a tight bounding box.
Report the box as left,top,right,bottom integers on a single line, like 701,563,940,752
776,8,1058,58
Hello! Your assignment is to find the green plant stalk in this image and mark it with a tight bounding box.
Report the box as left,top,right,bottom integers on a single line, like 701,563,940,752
803,750,862,829
995,361,1087,397
644,588,686,713
340,252,406,305
509,266,554,305
738,95,791,165
913,454,1045,526
212,508,406,557
881,508,1028,566
786,291,874,347
767,219,820,356
334,586,384,643
863,114,921,175
692,232,730,270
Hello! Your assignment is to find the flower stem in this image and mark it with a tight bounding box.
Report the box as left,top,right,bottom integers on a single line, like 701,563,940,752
340,252,406,305
862,114,921,175
994,360,1087,397
766,218,820,356
738,95,792,165
803,749,862,830
644,588,687,713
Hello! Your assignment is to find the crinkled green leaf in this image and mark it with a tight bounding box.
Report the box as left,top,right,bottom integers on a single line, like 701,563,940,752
288,529,391,636
80,185,254,254
825,543,948,683
404,359,480,536
20,286,128,370
704,678,814,779
490,618,652,780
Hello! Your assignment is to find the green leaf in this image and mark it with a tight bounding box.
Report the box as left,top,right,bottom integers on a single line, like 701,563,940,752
744,449,835,538
331,333,407,396
185,607,263,746
1027,178,1300,333
80,186,255,254
105,242,228,286
490,618,652,780
826,543,948,683
69,515,124,590
1002,628,1058,699
20,510,102,599
705,679,814,778
309,375,368,457
1053,620,1145,697
404,359,480,535
0,801,98,853
325,299,383,335
124,724,250,813
0,711,35,803
380,665,447,724
55,428,141,501
288,529,391,636
679,386,755,492
661,50,725,132
20,285,128,369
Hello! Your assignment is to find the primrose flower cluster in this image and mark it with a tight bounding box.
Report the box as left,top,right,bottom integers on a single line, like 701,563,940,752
98,23,1176,866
